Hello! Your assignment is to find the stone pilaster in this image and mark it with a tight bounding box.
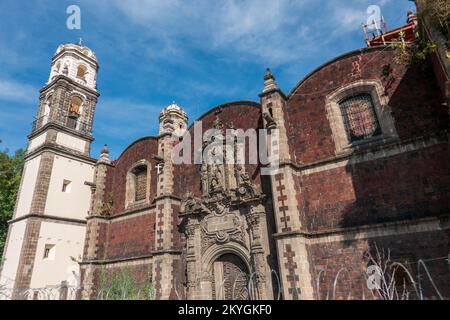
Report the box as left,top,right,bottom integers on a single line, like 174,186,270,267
152,135,182,299
259,69,314,300
29,152,55,214
246,203,274,300
13,219,42,296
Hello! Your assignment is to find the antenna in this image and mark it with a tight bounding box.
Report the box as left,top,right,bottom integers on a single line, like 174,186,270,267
362,16,388,46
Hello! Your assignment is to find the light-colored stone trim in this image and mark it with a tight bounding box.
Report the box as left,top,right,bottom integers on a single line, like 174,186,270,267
325,79,398,154
287,132,447,176
8,214,86,226
125,159,152,209
273,216,450,244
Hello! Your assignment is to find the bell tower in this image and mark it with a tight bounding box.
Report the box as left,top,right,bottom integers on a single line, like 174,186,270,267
0,41,100,296
32,40,99,154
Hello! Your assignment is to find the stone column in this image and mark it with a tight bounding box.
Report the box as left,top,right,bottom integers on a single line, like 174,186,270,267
80,146,111,299
246,203,274,300
259,69,314,300
153,134,182,300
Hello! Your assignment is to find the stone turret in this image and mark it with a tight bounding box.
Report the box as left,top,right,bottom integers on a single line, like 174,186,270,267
159,102,188,137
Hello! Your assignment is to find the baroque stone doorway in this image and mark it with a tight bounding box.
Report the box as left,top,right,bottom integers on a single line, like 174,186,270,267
212,254,251,300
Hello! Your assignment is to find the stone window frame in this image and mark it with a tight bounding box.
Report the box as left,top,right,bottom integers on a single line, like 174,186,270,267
67,93,86,130
41,91,54,126
325,79,398,155
76,63,88,80
125,159,152,209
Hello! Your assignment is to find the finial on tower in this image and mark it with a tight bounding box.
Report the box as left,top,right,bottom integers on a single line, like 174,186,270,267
78,37,84,47
262,68,278,94
99,144,110,164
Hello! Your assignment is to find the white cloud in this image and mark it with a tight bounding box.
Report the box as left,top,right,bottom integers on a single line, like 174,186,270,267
94,98,161,139
0,79,38,103
89,0,404,67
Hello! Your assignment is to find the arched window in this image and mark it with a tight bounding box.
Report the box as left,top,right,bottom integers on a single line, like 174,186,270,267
125,161,151,208
134,165,148,202
326,80,398,154
76,65,87,79
67,96,83,129
339,94,381,142
42,95,52,126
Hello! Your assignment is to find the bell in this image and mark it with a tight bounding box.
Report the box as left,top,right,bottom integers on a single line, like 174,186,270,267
68,112,78,120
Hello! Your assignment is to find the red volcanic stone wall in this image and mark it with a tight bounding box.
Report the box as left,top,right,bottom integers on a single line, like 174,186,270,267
285,48,448,164
173,102,264,198
104,212,156,260
308,229,450,300
82,219,108,260
102,164,115,205
296,143,450,232
106,138,159,215
171,204,184,250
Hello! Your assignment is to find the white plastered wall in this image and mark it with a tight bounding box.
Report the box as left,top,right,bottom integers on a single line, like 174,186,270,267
14,155,42,219
49,54,96,90
55,132,86,153
29,221,86,288
44,155,94,220
0,219,27,288
28,132,47,153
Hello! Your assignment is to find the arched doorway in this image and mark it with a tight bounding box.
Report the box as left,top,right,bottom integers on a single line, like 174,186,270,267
212,254,251,300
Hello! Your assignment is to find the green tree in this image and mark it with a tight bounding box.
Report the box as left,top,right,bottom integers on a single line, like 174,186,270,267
417,0,450,38
0,140,25,256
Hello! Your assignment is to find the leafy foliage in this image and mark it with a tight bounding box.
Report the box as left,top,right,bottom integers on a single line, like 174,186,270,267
418,0,450,39
0,141,25,256
389,30,437,65
98,266,155,300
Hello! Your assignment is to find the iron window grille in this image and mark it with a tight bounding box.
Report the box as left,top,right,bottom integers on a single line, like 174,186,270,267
339,93,382,143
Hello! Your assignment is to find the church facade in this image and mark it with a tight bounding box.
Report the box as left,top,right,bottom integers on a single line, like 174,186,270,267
1,14,449,300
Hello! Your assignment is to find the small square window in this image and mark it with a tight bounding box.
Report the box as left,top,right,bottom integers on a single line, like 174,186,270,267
62,180,72,193
43,244,56,260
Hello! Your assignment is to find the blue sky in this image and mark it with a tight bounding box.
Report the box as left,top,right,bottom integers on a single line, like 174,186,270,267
0,0,415,159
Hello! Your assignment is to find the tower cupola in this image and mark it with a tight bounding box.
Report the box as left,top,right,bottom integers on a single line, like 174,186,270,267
159,102,188,136
48,39,99,91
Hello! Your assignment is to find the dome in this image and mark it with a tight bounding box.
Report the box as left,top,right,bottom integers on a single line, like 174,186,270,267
55,40,98,62
160,102,187,117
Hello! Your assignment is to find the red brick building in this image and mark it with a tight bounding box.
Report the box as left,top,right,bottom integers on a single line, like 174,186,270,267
79,15,450,300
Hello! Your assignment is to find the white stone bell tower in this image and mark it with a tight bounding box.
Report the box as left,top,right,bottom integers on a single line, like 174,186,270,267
0,40,100,297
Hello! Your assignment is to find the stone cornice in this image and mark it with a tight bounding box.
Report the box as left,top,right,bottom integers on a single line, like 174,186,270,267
8,214,86,226
25,143,97,165
87,195,183,222
273,215,450,242
258,87,287,99
52,49,99,69
40,75,100,97
28,121,94,142
281,130,449,174
80,250,183,266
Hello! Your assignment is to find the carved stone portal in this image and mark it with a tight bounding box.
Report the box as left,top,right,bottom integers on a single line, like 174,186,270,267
180,122,274,300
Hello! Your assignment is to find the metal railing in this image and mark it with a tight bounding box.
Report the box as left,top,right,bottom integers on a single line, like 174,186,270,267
0,282,82,300
31,114,91,136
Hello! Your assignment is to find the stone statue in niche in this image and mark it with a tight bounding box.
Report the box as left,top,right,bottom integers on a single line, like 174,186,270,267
201,165,208,195
263,112,277,129
210,164,224,192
